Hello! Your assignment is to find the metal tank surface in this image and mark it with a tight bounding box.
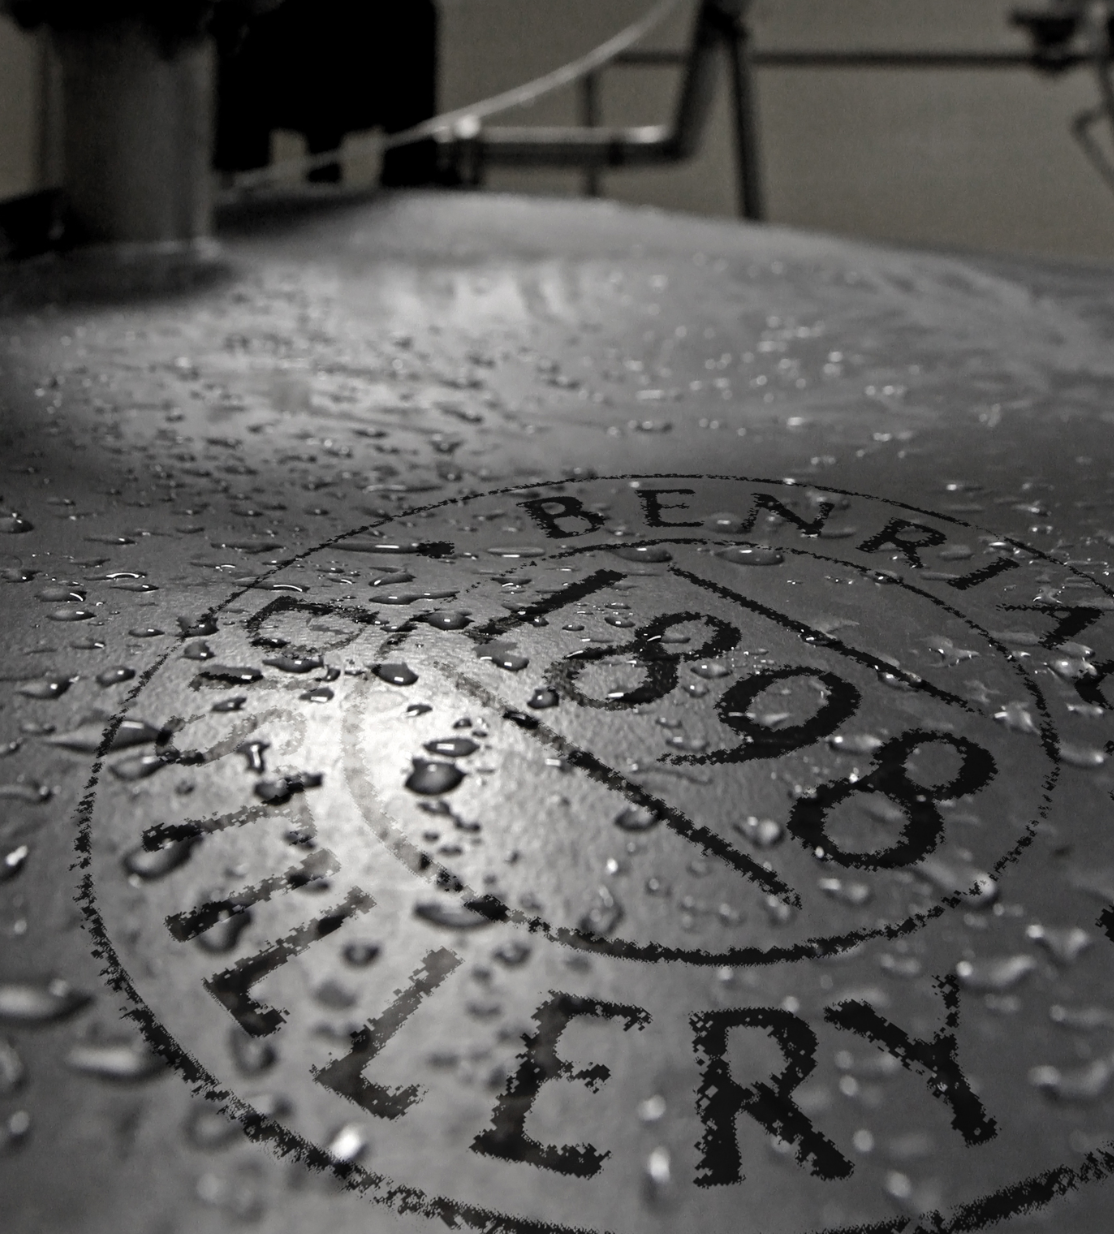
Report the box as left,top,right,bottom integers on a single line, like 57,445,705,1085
3,191,1114,1234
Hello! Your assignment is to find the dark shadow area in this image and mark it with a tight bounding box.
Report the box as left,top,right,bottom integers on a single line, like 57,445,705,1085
0,241,234,311
213,184,384,240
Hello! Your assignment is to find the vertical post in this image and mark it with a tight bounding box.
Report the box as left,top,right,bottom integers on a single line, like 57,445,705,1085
725,10,764,221
36,29,64,190
580,70,602,197
53,21,214,245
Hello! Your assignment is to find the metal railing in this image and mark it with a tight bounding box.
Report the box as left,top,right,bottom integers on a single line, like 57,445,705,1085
230,1,1114,224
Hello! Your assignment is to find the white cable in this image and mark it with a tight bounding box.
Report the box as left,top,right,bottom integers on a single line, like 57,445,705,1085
229,0,686,193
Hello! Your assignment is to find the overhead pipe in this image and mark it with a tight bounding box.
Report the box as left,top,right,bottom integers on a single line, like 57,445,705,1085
434,0,764,217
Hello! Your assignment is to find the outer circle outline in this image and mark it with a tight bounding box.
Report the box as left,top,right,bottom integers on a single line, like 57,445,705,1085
72,474,1114,1234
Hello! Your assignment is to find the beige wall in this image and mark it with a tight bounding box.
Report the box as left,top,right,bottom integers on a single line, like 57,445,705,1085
0,16,42,199
4,0,1114,262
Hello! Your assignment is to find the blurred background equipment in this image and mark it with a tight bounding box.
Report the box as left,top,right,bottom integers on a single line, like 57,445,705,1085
212,0,440,187
5,2,1114,257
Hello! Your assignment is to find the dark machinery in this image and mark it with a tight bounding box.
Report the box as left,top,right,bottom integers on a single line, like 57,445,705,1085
422,0,1114,222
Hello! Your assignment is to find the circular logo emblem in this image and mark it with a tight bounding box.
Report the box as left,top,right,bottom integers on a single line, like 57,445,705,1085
80,476,1114,1233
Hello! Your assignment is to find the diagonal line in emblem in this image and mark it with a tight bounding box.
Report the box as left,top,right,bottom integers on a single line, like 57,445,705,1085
437,661,802,910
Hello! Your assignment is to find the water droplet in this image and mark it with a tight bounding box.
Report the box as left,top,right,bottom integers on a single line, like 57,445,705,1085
0,979,90,1024
262,653,323,674
528,687,559,709
829,734,884,754
1029,1058,1113,1102
476,640,529,672
406,702,432,716
369,570,415,586
45,607,95,623
237,740,269,773
615,804,660,832
705,512,746,533
342,942,380,967
926,636,979,665
0,846,28,883
50,716,162,753
96,666,135,687
764,895,795,925
955,954,1037,991
66,1042,166,1081
179,615,218,637
916,858,997,906
1049,1004,1114,1030
605,614,636,627
994,701,1039,735
879,953,922,979
0,1037,24,1093
665,734,709,752
487,546,546,559
2,1110,30,1150
413,900,493,929
376,592,420,606
718,546,784,566
374,661,418,686
199,665,262,684
1050,657,1096,682
503,709,538,730
691,661,730,680
1059,741,1107,769
183,641,214,661
0,567,34,582
638,1094,667,1122
124,837,196,880
424,737,478,757
643,1145,674,1207
818,876,872,906
253,771,322,803
212,695,247,712
36,586,85,603
110,752,170,781
327,1122,370,1163
578,886,623,936
612,546,672,564
0,781,51,803
314,979,356,1009
348,540,423,555
420,610,471,630
1026,923,1092,964
301,686,334,703
17,675,73,700
406,760,465,795
0,513,33,535
733,816,783,847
